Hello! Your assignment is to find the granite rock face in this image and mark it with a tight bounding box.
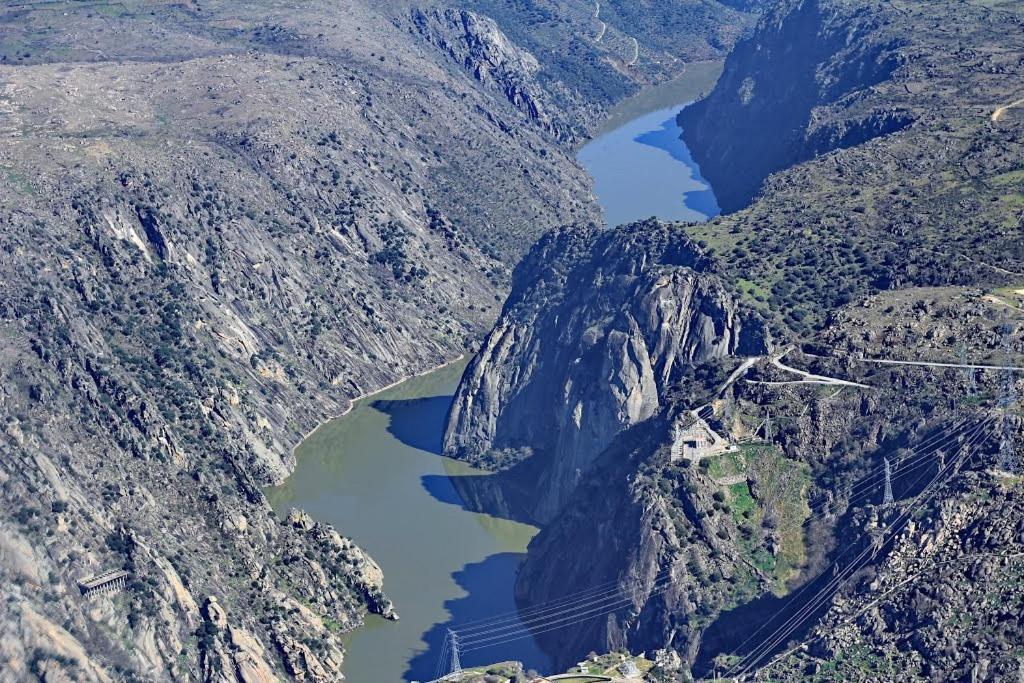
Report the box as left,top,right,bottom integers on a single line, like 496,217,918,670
411,7,583,141
0,0,598,679
444,220,762,521
679,0,909,211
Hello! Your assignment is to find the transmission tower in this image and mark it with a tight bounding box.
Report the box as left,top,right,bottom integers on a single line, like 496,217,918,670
998,321,1018,474
764,408,773,442
882,457,894,505
958,343,976,403
448,630,462,679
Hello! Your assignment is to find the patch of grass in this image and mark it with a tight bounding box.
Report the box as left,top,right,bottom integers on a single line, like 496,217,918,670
986,168,1024,188
706,448,749,480
711,444,812,594
727,480,755,519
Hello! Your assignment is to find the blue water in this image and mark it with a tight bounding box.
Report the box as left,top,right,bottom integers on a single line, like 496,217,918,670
578,104,720,227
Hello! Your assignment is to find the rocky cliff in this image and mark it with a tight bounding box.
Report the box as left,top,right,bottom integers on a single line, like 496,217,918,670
458,0,765,124
678,0,909,212
465,278,1021,676
513,410,783,673
443,220,765,521
411,7,593,142
0,0,601,679
444,0,1024,675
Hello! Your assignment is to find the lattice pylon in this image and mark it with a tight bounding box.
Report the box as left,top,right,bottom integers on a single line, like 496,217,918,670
998,319,1018,474
448,630,462,678
882,457,894,505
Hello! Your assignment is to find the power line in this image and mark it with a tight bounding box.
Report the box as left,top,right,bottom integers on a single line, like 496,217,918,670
755,551,1024,679
447,421,989,676
461,580,675,653
742,420,994,674
854,358,1024,372
717,417,989,676
720,417,992,677
801,416,974,514
453,570,670,637
433,633,450,681
453,419,970,660
432,414,996,679
728,430,987,680
726,419,994,679
458,575,675,647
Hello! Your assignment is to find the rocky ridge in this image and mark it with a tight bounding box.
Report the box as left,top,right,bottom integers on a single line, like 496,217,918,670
443,0,1024,676
411,7,594,142
679,0,909,212
0,0,604,679
444,220,765,521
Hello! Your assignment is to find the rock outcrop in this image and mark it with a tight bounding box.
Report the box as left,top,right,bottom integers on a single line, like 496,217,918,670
512,413,755,672
679,0,909,211
411,7,583,141
444,220,765,521
443,0,1024,676
0,0,599,679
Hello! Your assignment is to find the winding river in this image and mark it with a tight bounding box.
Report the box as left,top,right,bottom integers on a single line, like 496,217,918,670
266,64,722,682
579,60,722,227
266,361,549,682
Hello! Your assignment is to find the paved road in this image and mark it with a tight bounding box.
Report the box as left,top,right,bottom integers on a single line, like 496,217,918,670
765,353,871,388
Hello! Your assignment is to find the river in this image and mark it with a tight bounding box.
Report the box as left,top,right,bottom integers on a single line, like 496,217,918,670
267,64,723,682
578,60,722,227
266,360,549,682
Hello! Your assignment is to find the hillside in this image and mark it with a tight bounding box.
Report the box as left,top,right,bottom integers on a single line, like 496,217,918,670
443,0,1024,678
679,0,1024,331
0,1,596,680
0,0,777,679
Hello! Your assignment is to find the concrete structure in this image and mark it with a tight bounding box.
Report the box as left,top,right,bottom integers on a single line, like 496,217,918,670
671,415,733,462
77,569,129,597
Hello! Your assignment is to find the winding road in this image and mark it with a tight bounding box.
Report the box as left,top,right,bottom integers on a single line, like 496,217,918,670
854,357,1024,372
626,36,639,66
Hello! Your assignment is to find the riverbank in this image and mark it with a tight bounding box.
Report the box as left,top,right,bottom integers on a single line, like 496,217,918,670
587,61,724,141
266,360,550,682
269,66,727,681
577,63,721,228
286,353,467,471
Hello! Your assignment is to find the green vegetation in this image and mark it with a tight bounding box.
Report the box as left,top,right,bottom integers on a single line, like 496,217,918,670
707,444,811,593
727,480,756,521
806,643,904,681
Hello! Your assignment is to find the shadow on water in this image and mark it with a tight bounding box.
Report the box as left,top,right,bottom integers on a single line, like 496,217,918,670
373,394,539,525
634,115,720,219
421,470,467,508
405,552,552,681
372,395,452,454
423,457,543,527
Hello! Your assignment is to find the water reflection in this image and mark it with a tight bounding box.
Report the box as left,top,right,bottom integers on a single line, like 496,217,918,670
577,103,720,228
266,361,548,682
